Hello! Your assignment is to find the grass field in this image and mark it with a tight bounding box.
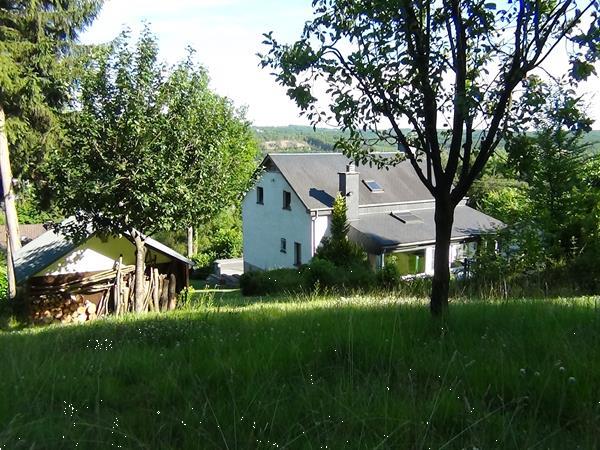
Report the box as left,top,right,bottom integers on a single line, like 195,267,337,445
1,292,599,449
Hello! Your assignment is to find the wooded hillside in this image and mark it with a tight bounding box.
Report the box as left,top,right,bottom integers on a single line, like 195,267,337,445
253,126,600,154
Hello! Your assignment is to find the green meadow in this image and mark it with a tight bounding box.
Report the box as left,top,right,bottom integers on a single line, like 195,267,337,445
1,292,599,449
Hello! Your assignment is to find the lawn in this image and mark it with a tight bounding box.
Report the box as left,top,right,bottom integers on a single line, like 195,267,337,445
1,292,599,449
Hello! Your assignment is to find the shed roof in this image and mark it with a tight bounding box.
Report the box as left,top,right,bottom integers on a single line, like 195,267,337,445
14,219,193,285
265,153,433,210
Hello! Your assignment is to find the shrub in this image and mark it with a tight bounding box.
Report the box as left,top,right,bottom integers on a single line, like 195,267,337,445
341,262,376,290
240,268,304,296
301,258,338,289
0,264,7,303
191,251,216,279
377,259,401,289
315,193,367,268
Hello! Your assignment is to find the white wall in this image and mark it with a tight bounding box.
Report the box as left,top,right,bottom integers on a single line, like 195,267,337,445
312,214,330,255
425,246,435,275
243,171,312,270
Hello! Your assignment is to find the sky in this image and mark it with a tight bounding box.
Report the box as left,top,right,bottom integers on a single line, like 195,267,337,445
81,0,600,128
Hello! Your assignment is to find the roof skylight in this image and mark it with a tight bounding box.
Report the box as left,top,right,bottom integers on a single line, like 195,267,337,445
363,179,383,193
391,211,423,224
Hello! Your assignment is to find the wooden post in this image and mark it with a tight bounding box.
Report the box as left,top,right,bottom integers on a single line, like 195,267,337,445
159,274,169,312
152,268,160,312
187,226,194,257
168,273,177,311
1,105,20,299
114,256,122,315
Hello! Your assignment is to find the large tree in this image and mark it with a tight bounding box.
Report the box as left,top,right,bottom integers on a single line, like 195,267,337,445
50,28,258,311
260,0,599,315
0,0,103,297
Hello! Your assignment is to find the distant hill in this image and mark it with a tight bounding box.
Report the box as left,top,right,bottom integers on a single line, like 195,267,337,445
253,126,600,155
253,125,398,153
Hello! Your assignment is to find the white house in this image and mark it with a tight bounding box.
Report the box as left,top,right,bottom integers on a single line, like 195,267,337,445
242,153,502,275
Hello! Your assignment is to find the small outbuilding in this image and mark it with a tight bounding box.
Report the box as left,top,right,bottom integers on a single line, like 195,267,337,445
14,219,193,324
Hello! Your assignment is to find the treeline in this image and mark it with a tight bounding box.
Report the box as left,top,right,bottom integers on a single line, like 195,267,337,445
254,125,600,154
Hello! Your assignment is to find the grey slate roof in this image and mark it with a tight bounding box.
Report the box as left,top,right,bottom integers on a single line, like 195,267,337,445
266,153,433,210
349,205,504,254
14,218,193,285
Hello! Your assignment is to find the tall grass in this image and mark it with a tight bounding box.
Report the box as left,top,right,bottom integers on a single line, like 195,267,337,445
1,293,599,448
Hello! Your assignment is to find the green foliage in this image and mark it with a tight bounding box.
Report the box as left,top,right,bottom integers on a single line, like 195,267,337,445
49,27,259,238
0,264,8,303
315,194,367,268
0,0,103,185
376,258,402,289
253,125,399,153
472,79,600,291
189,207,244,279
239,268,304,296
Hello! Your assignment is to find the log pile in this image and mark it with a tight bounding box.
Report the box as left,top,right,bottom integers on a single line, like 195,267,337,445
113,266,178,315
30,294,100,325
26,263,180,325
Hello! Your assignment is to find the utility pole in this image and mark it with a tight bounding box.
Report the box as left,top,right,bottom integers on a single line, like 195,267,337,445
0,104,21,299
187,226,194,257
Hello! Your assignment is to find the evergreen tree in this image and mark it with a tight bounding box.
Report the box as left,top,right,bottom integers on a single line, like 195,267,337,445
0,0,104,181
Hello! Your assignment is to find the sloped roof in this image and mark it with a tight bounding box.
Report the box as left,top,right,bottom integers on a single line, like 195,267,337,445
349,205,504,253
265,153,433,210
14,218,193,285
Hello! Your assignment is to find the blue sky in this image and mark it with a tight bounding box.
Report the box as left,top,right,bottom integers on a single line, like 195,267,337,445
81,1,600,128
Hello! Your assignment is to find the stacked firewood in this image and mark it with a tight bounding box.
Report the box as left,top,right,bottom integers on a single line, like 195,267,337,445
30,294,99,325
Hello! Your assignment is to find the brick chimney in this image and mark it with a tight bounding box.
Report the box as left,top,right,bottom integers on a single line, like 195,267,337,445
338,162,359,221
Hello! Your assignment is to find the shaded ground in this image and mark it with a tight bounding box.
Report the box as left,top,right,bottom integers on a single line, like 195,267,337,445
1,293,599,449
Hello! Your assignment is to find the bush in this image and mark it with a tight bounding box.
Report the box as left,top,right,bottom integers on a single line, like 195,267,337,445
0,264,7,303
240,259,379,297
377,260,401,289
191,252,216,279
301,258,338,289
240,268,304,296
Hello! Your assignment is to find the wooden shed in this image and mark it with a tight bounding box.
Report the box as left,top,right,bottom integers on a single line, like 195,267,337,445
13,219,193,324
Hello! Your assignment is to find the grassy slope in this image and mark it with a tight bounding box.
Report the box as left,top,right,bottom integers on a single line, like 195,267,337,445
1,293,600,449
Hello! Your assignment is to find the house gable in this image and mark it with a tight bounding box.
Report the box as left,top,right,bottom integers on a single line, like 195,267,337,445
242,168,312,271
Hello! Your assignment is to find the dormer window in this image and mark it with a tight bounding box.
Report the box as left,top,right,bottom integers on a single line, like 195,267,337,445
283,190,291,210
363,179,383,193
256,186,264,204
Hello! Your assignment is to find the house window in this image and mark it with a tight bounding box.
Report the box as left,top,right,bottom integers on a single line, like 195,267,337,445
256,186,264,204
294,242,302,266
283,190,291,210
280,238,287,253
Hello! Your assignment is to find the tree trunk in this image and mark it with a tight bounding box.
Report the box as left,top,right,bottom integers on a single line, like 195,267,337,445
0,104,20,299
132,231,146,313
187,226,194,257
430,197,455,316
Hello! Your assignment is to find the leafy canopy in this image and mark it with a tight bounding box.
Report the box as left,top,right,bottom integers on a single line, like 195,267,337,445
260,0,599,203
50,27,259,238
